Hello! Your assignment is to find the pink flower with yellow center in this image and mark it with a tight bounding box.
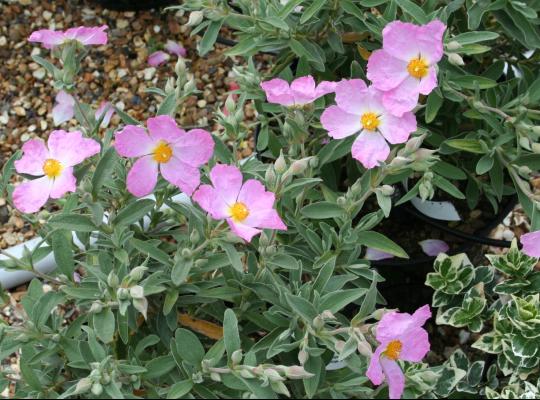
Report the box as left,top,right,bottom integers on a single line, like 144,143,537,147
260,75,336,107
28,25,108,49
192,165,287,242
367,20,446,116
367,305,432,399
13,130,100,213
114,115,214,197
321,79,417,169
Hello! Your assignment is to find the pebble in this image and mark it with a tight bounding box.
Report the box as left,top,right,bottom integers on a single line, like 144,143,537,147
197,99,207,108
117,19,129,29
143,67,156,80
32,68,46,80
117,68,128,79
43,10,53,20
14,107,26,117
0,112,8,125
0,36,6,47
502,229,515,241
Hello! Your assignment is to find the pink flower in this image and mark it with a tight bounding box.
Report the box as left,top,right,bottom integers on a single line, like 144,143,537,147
95,101,115,128
13,131,100,213
520,231,540,257
164,40,187,57
367,20,446,116
192,165,287,242
148,51,170,67
28,25,108,49
367,305,432,399
419,239,449,256
321,79,417,169
114,115,214,197
260,75,336,107
52,91,75,126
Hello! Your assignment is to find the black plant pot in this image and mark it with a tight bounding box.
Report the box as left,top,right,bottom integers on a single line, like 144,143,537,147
91,0,177,11
374,196,516,312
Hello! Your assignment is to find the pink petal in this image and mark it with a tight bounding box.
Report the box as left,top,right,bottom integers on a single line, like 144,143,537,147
193,184,229,219
114,125,155,158
227,218,262,242
148,51,170,67
172,129,214,167
411,304,432,327
419,239,449,257
64,25,108,46
377,312,414,343
164,40,187,57
367,50,409,92
351,132,390,169
315,81,338,98
365,248,395,261
245,209,287,230
126,156,158,197
209,164,243,206
47,130,100,167
382,20,445,64
290,75,317,105
417,67,438,95
147,115,185,144
379,111,416,144
14,139,49,176
521,231,540,257
28,29,66,49
334,79,369,114
382,76,421,117
260,78,294,106
95,101,115,128
237,180,286,230
50,167,76,198
160,157,200,196
52,91,75,126
321,105,362,139
380,358,405,400
399,327,430,362
366,345,385,386
12,177,52,214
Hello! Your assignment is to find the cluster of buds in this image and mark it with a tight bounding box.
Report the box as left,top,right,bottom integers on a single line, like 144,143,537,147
74,360,117,396
265,150,317,192
389,133,439,172
418,172,435,201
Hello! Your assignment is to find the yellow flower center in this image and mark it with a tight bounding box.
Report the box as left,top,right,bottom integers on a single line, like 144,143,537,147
384,340,403,361
42,159,63,178
361,112,380,131
152,141,173,163
407,58,429,79
229,202,249,222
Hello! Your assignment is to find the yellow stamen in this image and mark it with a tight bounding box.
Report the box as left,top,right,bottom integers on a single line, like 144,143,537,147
153,141,173,163
42,159,63,178
407,58,429,79
384,340,403,361
229,202,249,222
361,112,380,131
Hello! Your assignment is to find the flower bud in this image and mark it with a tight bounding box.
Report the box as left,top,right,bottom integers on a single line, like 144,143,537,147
181,248,193,260
89,302,103,314
357,340,372,357
75,378,92,394
448,53,465,66
183,77,196,93
129,285,144,300
129,266,147,282
106,270,119,287
298,349,308,365
309,156,319,168
404,133,426,153
336,196,347,207
165,77,175,93
239,368,256,379
187,11,204,27
312,316,324,330
265,166,277,187
264,368,284,382
284,366,314,379
231,349,243,365
389,156,411,167
518,165,532,176
379,185,395,196
117,287,129,300
446,40,462,51
190,230,200,245
130,374,138,383
225,94,236,115
531,143,540,154
290,159,309,175
351,180,362,195
274,151,287,174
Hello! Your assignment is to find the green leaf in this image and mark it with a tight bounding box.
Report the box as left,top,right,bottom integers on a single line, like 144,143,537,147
300,0,326,24
301,202,345,219
425,91,443,123
357,231,408,258
51,230,75,277
433,176,466,199
174,329,205,366
220,242,244,272
93,308,115,344
223,309,241,359
92,147,117,198
445,139,486,154
199,20,223,56
171,258,193,286
157,92,177,116
114,106,141,126
131,238,172,266
395,0,428,23
264,16,290,31
319,289,367,313
449,75,498,89
453,31,499,45
113,199,155,228
341,0,364,19
168,380,194,399
285,292,318,321
49,214,97,232
475,154,494,174
144,355,176,379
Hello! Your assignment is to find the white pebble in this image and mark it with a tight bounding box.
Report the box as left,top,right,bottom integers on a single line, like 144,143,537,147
143,67,156,80
32,68,46,80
